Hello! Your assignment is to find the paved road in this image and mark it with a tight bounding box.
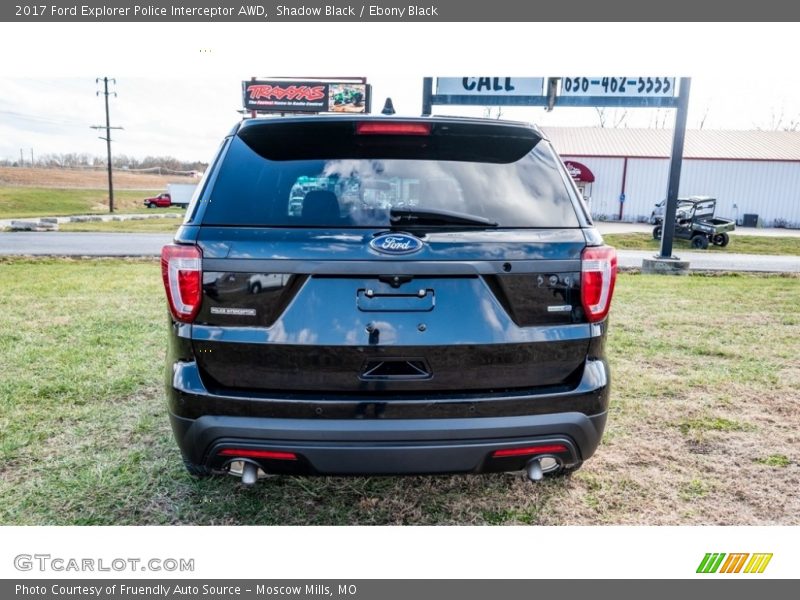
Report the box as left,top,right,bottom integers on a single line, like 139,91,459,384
0,232,171,256
1,231,798,272
4,215,797,237
615,250,799,272
596,221,800,238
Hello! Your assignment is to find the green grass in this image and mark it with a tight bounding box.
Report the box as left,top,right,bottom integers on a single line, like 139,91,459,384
59,218,182,233
1,261,799,525
677,417,755,435
679,479,710,501
604,232,800,256
0,187,182,218
754,454,791,468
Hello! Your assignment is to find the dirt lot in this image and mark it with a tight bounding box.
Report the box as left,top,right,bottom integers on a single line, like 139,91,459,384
0,166,191,189
0,260,798,525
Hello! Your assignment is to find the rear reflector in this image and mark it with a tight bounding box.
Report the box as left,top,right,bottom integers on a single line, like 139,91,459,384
581,245,618,323
161,244,202,323
356,121,431,136
492,444,568,458
218,448,298,461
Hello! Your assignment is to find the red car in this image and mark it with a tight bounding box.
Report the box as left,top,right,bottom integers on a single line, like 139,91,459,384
144,193,172,208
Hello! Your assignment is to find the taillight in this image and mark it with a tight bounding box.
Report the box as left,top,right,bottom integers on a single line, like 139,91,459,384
356,121,431,136
161,244,202,323
581,245,617,322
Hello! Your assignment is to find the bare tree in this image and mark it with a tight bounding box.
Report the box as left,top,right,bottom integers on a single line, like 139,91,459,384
595,107,607,128
698,107,710,130
756,106,800,131
596,107,627,128
5,152,208,172
482,106,504,120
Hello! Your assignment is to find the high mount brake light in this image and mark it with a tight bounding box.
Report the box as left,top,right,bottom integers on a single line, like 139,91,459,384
161,244,202,323
356,121,431,136
581,245,618,323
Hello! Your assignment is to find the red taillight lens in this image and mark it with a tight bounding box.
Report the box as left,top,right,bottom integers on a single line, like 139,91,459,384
492,444,568,458
356,121,431,136
218,448,298,461
581,245,617,323
161,244,202,323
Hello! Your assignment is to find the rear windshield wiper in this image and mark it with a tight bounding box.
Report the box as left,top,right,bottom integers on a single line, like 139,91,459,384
389,207,498,229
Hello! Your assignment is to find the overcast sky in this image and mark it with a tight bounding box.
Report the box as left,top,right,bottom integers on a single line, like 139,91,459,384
3,75,800,164
2,22,799,164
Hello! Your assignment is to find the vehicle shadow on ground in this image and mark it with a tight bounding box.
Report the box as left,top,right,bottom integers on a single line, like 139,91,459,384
174,467,575,525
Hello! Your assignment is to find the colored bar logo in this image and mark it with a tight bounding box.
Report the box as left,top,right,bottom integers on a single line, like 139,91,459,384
697,553,773,574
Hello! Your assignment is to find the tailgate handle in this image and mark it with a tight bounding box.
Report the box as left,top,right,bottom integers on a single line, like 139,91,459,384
360,358,432,381
357,289,434,312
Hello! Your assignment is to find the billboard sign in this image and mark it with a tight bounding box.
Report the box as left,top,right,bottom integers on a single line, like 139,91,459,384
435,77,544,96
243,80,369,113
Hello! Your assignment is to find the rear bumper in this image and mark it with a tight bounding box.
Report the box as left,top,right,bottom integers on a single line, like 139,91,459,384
168,356,610,475
168,356,610,421
170,411,606,475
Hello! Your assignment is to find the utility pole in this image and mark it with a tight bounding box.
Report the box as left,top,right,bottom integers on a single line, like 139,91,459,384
20,148,24,166
30,148,34,166
91,77,123,213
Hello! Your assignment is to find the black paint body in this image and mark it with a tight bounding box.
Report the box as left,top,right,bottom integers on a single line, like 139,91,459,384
165,115,611,476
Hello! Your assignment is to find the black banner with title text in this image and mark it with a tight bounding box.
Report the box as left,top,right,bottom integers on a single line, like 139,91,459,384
4,0,800,22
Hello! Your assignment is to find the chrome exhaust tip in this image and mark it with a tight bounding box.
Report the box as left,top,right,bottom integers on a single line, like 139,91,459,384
526,459,544,482
525,456,562,482
241,462,258,486
226,459,265,486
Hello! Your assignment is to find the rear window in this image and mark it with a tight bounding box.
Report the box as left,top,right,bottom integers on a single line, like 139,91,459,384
202,120,580,228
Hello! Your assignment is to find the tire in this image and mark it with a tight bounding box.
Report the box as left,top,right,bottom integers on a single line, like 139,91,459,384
182,456,212,478
652,225,662,240
250,282,262,295
712,233,730,247
691,234,709,250
148,202,156,209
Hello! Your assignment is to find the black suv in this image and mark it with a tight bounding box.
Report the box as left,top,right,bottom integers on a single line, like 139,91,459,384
161,115,617,484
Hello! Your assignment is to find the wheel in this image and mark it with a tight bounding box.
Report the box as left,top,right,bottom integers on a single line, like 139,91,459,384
148,202,156,209
691,234,709,249
712,233,730,247
182,456,212,478
652,225,662,240
250,282,262,295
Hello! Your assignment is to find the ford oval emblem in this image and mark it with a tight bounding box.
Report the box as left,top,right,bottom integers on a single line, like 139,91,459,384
369,232,423,255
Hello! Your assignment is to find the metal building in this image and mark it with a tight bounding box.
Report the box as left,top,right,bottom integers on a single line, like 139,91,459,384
544,128,800,228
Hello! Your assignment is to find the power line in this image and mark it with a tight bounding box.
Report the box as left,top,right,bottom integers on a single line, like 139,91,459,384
0,109,87,128
90,77,123,213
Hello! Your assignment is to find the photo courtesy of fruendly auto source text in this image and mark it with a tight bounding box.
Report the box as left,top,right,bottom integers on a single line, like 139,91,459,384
0,1,798,596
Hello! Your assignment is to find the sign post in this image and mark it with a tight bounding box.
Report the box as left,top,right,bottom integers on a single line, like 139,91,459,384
658,77,691,259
